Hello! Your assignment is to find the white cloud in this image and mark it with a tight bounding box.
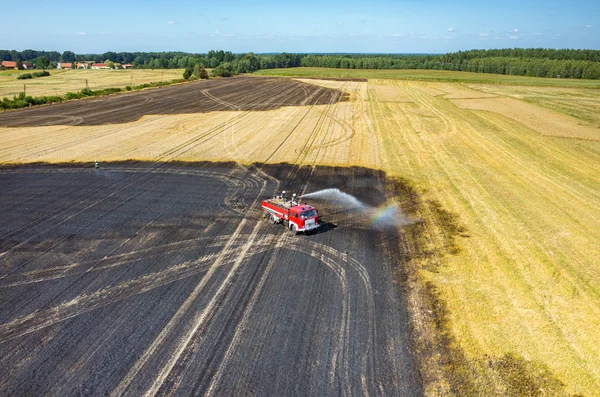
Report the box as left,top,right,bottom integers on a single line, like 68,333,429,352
509,35,519,39
336,21,343,25
585,24,593,28
168,20,176,25
447,27,456,32
76,32,86,35
512,28,519,33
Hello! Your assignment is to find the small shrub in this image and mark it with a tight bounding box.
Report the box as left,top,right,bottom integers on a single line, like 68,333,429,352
183,66,193,79
125,85,132,91
13,99,29,108
45,95,63,104
80,88,94,96
17,73,33,80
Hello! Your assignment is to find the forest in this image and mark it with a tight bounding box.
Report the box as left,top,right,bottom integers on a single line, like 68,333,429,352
1,48,599,79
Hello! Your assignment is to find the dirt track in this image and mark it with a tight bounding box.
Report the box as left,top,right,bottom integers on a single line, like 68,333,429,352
0,77,347,127
0,162,421,396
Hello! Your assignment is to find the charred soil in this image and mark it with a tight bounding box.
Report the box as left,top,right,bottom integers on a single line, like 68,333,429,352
0,77,348,127
0,162,421,396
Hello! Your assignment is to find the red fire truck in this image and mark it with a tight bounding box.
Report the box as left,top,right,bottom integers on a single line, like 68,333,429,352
261,191,320,234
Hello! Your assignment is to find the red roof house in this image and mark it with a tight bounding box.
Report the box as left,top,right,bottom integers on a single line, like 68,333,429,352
91,63,110,69
1,61,18,69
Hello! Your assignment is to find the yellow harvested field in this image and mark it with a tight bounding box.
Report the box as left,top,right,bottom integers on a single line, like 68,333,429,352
0,80,378,169
451,96,600,141
467,83,600,128
1,76,600,395
368,82,413,102
0,69,184,98
424,82,499,99
366,79,600,396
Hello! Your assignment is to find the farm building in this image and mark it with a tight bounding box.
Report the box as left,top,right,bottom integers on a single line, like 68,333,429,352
91,63,110,69
1,61,18,70
22,62,34,69
122,64,134,69
58,62,73,69
76,62,89,69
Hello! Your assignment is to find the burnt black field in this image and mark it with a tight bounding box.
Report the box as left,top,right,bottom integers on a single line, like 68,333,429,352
0,162,421,396
0,77,347,127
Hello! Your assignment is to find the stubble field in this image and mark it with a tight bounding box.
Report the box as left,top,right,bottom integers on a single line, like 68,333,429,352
0,68,185,98
1,71,599,396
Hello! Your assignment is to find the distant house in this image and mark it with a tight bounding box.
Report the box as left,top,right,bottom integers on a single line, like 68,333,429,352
58,62,73,69
91,63,110,69
1,61,18,70
76,62,89,69
22,62,34,69
122,64,134,69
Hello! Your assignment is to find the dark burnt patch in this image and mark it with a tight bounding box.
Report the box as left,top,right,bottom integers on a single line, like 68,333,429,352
0,77,348,127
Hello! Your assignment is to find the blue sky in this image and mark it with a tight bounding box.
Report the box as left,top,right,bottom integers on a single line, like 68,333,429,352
1,0,598,53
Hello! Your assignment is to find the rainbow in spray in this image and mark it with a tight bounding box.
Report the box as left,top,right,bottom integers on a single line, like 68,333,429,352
369,203,403,227
300,188,413,229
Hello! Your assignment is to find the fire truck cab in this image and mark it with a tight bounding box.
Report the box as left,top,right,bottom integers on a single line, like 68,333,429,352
261,191,320,234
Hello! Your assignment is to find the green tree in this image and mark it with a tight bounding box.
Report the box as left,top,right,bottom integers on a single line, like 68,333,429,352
183,65,193,79
198,65,209,79
105,60,115,69
192,63,201,79
16,60,24,70
211,62,234,77
61,51,76,63
35,56,49,69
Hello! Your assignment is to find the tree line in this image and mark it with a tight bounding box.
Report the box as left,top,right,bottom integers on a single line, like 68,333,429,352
300,53,600,79
2,48,599,79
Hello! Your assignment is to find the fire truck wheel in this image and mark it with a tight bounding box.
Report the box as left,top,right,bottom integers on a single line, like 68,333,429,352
270,214,278,225
290,223,298,235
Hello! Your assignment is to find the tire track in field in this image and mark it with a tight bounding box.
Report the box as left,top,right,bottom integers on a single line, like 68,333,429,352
294,81,351,196
403,81,600,372
0,174,161,272
110,219,251,396
0,235,283,345
0,84,245,162
4,80,287,270
0,235,239,288
99,230,375,396
198,78,313,201
0,164,401,395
